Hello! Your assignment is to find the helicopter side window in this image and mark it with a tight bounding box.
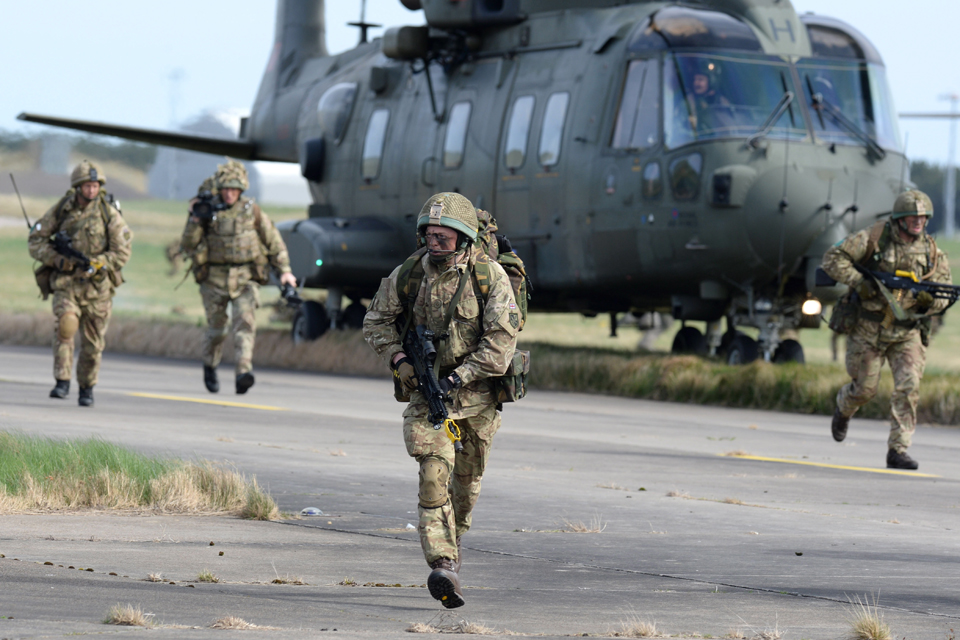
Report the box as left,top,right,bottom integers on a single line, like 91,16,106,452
642,162,662,200
361,108,390,180
443,102,472,169
316,82,358,144
669,153,702,201
611,59,660,150
539,92,570,167
505,96,535,170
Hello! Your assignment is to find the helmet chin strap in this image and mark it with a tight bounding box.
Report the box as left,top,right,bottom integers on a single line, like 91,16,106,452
898,217,923,238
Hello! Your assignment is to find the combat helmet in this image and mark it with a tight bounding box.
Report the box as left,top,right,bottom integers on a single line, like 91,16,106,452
891,189,934,219
70,159,106,187
416,192,479,241
214,159,249,191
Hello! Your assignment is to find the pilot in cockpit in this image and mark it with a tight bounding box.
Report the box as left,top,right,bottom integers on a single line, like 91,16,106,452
686,60,731,133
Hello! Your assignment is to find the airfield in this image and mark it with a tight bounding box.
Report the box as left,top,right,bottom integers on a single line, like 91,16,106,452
1,344,958,639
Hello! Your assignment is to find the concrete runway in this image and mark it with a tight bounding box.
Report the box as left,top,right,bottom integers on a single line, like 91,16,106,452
1,344,958,638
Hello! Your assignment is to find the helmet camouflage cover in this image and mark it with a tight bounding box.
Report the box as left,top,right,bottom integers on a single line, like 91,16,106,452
214,159,249,191
892,189,934,220
416,192,479,241
70,159,106,187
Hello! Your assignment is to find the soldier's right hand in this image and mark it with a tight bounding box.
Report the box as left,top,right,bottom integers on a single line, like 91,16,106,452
856,278,878,300
394,357,419,391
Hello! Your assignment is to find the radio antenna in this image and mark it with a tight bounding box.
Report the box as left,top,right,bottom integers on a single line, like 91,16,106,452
9,173,32,230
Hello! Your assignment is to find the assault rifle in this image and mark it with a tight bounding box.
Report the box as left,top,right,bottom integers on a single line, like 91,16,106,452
397,321,463,453
816,266,960,321
279,281,303,308
52,231,99,274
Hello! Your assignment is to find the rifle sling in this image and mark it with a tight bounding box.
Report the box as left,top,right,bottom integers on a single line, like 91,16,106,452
442,268,471,335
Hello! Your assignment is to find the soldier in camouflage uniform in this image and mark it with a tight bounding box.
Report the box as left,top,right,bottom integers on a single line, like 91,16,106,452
180,160,296,394
28,160,133,407
363,193,520,608
821,190,951,470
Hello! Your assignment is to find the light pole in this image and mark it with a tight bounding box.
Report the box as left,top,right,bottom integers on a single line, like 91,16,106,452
901,95,960,238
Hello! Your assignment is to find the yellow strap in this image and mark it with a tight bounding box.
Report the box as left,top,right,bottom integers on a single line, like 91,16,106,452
443,419,461,445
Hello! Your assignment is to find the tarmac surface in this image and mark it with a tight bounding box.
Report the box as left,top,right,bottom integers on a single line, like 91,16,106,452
1,343,958,639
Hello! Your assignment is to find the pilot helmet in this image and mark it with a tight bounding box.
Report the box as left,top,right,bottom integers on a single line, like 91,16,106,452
70,159,106,187
416,192,479,242
214,159,249,191
891,189,934,220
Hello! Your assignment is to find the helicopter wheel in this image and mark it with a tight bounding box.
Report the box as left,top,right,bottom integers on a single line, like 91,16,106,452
338,301,367,330
773,339,805,364
292,300,328,344
726,335,759,365
671,326,707,355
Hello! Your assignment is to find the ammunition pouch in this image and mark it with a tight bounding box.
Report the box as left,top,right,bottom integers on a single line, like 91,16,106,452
193,263,210,284
35,265,54,301
251,259,270,286
495,349,530,404
919,317,932,347
828,293,860,335
108,268,124,287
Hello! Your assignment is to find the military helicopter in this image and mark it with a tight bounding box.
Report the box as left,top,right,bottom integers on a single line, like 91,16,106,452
20,0,909,364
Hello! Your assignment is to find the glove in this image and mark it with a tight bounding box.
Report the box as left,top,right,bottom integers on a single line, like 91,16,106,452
439,373,462,395
916,290,934,310
394,357,418,391
856,278,878,300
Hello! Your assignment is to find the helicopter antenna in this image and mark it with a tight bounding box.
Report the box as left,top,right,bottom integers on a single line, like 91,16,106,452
348,0,382,45
898,131,910,193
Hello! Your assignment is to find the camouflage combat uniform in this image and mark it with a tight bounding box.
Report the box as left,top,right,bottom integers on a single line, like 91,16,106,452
180,195,291,376
363,194,519,577
28,167,132,391
822,218,951,454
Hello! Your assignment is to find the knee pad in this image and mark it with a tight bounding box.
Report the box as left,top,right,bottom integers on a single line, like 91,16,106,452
58,313,79,340
418,457,450,508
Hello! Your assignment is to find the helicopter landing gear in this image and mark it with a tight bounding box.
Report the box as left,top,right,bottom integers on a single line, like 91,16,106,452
773,339,805,364
725,334,759,365
339,301,368,330
671,325,708,355
292,300,329,344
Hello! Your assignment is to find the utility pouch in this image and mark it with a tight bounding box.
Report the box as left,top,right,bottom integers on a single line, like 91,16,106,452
495,349,530,403
919,316,932,347
35,265,53,300
252,260,270,285
828,294,860,335
108,268,124,287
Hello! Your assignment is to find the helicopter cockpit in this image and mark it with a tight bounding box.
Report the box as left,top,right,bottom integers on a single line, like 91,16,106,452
615,7,900,155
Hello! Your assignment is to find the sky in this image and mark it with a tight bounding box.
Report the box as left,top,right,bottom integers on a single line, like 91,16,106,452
1,1,957,165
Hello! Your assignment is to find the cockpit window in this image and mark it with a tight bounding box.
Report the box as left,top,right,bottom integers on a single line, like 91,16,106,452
316,82,358,144
361,109,390,180
663,53,807,149
797,60,901,152
612,59,660,150
627,6,762,54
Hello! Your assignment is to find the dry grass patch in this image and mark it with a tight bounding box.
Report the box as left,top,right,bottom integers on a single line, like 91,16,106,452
146,572,163,582
0,432,279,519
270,574,307,585
723,497,745,505
723,450,751,457
329,449,348,456
845,594,891,640
597,482,629,491
211,617,258,630
103,604,153,627
408,622,440,633
725,630,747,639
610,613,659,637
197,569,220,583
666,490,691,499
560,513,607,533
406,619,505,635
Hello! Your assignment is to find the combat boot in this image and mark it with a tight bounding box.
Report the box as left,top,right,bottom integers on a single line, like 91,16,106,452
236,372,255,395
427,558,464,609
78,386,94,408
204,365,219,393
831,408,849,442
49,380,70,399
887,449,918,470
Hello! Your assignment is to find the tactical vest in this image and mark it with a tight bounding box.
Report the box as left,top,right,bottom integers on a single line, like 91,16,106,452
205,199,266,265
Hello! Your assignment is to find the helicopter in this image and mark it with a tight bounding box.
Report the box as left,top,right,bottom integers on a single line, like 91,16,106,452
19,0,910,364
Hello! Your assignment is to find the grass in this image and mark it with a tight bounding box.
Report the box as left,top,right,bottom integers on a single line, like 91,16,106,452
103,604,152,627
197,569,220,583
0,431,279,518
146,572,163,582
211,617,258,630
845,594,891,640
560,514,607,533
610,613,658,637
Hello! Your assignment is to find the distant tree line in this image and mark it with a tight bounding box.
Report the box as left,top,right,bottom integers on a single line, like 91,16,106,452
0,129,157,171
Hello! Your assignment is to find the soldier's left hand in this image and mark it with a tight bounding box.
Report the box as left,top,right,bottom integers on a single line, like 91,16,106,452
439,373,462,395
280,272,297,287
55,256,75,271
916,290,934,309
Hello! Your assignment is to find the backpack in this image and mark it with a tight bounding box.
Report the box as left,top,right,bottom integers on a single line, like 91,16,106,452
395,209,531,403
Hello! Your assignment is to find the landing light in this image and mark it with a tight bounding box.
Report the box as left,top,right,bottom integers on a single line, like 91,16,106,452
802,299,822,316
315,259,323,266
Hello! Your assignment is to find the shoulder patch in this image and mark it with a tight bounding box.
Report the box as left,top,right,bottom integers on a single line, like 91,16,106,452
509,312,519,329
